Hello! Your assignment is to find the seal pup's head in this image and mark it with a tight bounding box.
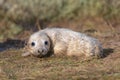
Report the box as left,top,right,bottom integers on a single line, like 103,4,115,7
22,32,51,57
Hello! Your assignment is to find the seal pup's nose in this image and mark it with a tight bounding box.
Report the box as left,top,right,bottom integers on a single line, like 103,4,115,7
38,49,44,53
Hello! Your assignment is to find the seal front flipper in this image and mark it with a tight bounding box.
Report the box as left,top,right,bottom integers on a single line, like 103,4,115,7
22,52,31,57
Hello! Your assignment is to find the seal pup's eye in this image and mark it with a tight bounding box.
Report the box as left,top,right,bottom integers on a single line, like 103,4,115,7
31,42,35,46
44,41,48,45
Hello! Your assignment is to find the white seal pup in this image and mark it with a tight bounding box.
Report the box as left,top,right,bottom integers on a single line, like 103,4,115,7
22,28,103,58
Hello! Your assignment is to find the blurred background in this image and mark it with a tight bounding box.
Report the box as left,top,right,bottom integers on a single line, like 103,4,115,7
0,0,120,40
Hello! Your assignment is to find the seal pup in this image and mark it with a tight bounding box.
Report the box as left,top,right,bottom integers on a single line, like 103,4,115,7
22,28,103,58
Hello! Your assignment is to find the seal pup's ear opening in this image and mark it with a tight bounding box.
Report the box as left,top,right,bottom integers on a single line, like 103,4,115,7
22,52,31,57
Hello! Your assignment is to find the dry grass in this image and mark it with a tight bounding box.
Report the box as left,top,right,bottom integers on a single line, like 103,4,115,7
0,47,120,80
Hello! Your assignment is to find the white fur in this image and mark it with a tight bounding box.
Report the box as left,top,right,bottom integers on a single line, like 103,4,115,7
22,28,103,58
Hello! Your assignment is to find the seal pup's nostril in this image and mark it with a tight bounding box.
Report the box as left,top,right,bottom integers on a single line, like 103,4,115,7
38,50,44,53
38,50,41,53
42,49,44,53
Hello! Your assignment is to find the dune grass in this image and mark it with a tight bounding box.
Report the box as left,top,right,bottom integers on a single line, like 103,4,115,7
0,0,120,22
0,0,120,40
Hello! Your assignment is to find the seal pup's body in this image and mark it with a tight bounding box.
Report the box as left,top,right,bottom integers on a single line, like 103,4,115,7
22,28,103,58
